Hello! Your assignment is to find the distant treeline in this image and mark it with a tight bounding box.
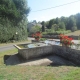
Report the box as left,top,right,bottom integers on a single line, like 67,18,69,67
41,13,80,32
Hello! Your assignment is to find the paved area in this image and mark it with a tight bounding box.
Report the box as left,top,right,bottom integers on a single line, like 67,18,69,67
0,37,33,52
0,45,15,52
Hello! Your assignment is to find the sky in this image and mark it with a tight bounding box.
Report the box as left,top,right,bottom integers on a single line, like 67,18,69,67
27,0,80,22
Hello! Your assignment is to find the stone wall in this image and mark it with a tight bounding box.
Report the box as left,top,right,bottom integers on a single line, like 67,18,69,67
28,35,79,40
18,45,80,65
18,45,53,60
52,45,80,65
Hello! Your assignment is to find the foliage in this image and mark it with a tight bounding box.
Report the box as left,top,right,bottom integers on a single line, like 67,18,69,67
0,0,30,43
59,34,74,46
58,22,66,30
45,29,55,33
75,13,80,29
30,25,41,34
66,16,77,31
28,13,80,37
40,38,47,41
41,21,45,32
44,13,80,32
42,30,71,35
71,26,77,32
56,30,71,34
52,24,59,31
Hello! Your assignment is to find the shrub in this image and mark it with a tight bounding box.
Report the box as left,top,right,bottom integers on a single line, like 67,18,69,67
59,34,74,46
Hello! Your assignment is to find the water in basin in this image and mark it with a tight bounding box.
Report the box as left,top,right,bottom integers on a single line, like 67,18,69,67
44,40,60,45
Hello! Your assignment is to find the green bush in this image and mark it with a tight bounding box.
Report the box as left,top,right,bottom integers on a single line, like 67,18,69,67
0,0,30,43
40,38,47,41
0,18,28,43
42,30,71,35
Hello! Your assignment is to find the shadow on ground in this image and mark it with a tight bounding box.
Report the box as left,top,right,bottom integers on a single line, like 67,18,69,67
4,53,80,67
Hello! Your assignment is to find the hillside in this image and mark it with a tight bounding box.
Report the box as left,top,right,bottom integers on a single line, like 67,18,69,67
66,30,80,36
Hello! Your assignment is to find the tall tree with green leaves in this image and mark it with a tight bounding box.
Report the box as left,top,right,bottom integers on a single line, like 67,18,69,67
58,22,66,30
48,19,54,29
52,24,59,31
41,21,45,32
55,17,60,24
76,13,80,29
66,16,77,31
0,0,30,43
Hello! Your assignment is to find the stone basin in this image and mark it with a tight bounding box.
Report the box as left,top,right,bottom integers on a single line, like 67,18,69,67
14,41,80,65
14,42,53,60
14,39,61,60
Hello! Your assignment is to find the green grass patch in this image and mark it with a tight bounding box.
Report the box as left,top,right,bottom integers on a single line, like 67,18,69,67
59,68,80,80
0,66,80,80
41,73,56,80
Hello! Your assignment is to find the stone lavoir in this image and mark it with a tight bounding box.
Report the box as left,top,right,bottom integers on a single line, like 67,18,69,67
14,42,80,66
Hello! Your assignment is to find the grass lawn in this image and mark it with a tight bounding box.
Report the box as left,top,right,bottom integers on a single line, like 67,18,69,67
0,44,80,80
0,65,80,80
66,30,80,36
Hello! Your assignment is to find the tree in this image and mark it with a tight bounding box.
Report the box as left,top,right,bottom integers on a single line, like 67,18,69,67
41,12,80,32
0,0,30,43
41,21,45,32
71,26,77,32
55,17,60,24
30,25,41,34
52,24,59,31
45,21,49,28
47,19,54,29
33,20,37,24
12,0,30,25
58,22,66,30
66,16,77,30
0,0,30,25
76,13,80,29
60,16,68,27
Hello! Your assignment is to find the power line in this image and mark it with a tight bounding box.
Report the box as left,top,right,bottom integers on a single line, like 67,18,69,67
32,0,80,12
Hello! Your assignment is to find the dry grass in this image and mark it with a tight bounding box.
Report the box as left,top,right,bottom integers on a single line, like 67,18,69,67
66,30,80,36
0,65,80,80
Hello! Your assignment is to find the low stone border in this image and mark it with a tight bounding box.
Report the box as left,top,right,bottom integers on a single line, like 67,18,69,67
52,45,80,65
14,44,80,65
